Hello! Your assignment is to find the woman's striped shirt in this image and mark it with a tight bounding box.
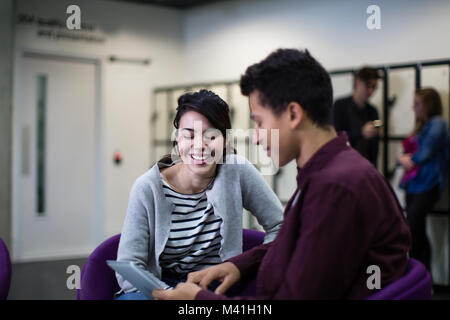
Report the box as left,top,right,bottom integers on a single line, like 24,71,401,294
159,176,223,274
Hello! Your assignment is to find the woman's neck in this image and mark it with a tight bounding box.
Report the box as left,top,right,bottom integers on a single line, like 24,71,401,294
164,163,216,194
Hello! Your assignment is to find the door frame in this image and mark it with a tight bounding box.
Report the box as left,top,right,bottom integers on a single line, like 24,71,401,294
12,48,105,262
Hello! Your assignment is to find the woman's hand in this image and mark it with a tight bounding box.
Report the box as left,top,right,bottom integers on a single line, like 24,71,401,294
187,262,241,295
398,153,415,171
152,282,202,300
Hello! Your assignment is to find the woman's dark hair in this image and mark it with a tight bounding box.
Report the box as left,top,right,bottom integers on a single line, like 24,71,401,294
159,89,234,164
173,89,231,138
240,48,333,128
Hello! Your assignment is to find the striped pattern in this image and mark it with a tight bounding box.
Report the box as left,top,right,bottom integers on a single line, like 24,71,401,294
159,177,223,273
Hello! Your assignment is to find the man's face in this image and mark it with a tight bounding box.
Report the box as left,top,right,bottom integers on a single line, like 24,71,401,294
356,78,378,101
248,91,298,167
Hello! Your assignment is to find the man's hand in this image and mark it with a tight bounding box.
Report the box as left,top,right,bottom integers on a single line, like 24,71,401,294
362,121,379,139
152,282,201,300
187,262,241,295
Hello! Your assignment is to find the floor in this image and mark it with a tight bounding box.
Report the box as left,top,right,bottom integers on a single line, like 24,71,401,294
6,258,450,300
432,286,450,300
8,257,87,300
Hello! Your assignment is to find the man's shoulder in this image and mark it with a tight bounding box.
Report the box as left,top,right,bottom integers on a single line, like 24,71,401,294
428,116,448,130
311,148,381,190
365,102,379,115
333,95,353,107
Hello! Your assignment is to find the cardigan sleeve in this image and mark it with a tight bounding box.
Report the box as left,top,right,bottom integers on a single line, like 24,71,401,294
238,156,284,243
116,178,156,293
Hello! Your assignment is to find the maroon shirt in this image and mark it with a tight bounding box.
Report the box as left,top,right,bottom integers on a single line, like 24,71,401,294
196,132,411,300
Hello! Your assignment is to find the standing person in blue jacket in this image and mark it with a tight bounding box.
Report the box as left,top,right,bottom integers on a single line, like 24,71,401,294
115,89,283,300
398,88,449,271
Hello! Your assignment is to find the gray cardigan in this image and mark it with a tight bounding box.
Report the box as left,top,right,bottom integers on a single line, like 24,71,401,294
116,154,283,293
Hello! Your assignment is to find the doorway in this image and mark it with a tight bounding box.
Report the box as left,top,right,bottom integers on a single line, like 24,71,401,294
12,51,103,261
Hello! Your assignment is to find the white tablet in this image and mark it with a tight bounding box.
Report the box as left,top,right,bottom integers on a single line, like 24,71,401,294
107,260,172,298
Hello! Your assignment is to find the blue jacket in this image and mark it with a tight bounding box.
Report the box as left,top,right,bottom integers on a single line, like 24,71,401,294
408,116,449,194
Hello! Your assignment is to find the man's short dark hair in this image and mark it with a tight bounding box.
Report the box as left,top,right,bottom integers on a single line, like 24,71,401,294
240,48,333,127
355,67,381,82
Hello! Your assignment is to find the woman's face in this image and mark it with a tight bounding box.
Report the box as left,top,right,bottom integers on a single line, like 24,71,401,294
413,94,426,121
176,111,225,176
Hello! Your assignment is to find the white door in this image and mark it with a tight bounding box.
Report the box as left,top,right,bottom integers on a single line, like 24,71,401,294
13,54,100,261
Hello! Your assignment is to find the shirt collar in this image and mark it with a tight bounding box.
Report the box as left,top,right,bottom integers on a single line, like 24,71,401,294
296,132,349,186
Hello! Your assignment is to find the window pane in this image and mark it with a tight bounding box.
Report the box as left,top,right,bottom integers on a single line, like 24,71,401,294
36,74,47,216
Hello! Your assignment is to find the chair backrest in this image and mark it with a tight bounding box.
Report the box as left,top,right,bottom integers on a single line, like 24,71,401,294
77,234,121,300
77,229,266,300
367,258,433,300
0,238,12,300
242,229,265,252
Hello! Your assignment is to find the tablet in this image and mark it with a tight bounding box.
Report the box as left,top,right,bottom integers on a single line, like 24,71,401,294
107,260,172,298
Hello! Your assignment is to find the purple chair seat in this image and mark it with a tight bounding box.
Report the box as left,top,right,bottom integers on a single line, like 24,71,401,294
367,258,432,300
78,231,432,300
77,229,265,300
0,238,12,300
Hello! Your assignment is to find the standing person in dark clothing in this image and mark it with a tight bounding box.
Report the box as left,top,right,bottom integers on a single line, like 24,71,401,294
333,67,382,167
153,49,412,300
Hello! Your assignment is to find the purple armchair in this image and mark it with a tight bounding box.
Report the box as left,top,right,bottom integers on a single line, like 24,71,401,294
77,229,265,300
77,234,121,300
0,238,12,300
367,258,432,300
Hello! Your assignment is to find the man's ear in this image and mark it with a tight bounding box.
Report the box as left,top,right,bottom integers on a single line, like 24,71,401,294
286,102,304,129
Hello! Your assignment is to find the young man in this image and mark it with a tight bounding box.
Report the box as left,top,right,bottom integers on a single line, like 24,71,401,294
153,49,411,300
333,67,382,168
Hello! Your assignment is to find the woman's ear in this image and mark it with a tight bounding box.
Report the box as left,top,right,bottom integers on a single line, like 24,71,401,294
287,102,304,129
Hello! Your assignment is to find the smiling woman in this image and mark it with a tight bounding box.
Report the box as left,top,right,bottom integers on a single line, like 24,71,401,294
170,90,233,178
114,89,284,300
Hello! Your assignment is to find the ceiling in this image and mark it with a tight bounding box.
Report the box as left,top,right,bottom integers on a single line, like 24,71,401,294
109,0,229,10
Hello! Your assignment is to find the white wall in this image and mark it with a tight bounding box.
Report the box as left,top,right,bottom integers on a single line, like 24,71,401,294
0,0,14,250
181,0,450,83
13,0,184,253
